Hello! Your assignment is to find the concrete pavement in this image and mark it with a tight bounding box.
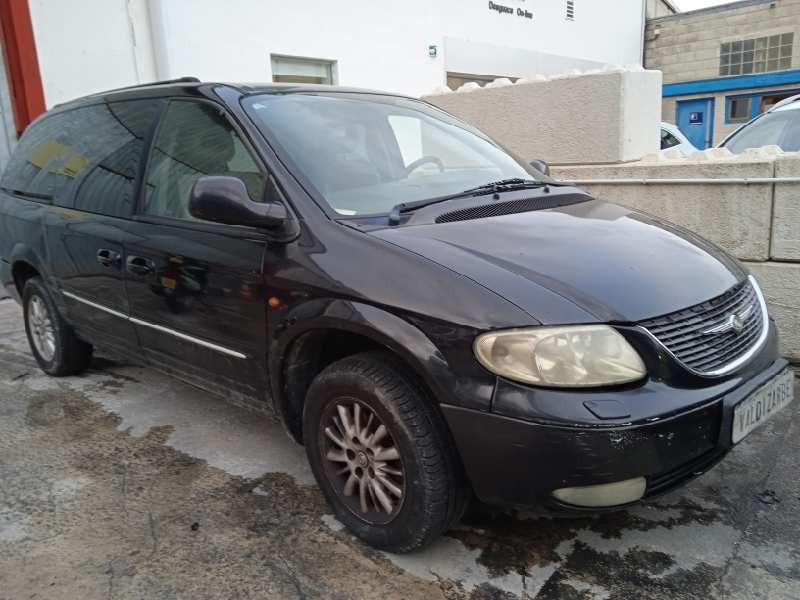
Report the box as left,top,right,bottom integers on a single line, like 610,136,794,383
0,299,798,599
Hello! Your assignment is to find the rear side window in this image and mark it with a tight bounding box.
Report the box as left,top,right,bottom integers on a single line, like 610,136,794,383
1,99,162,217
142,100,266,221
1,110,77,202
73,100,163,217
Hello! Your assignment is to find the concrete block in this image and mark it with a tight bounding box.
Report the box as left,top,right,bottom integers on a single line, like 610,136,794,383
424,70,662,165
772,155,800,261
552,160,775,261
746,261,800,362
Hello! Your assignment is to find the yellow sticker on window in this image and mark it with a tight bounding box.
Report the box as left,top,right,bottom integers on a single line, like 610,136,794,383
28,139,90,178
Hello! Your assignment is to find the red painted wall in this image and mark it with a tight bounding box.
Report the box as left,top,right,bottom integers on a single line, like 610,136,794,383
0,0,46,134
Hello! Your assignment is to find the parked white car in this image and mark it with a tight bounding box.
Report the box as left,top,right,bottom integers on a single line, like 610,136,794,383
720,94,800,154
660,122,698,155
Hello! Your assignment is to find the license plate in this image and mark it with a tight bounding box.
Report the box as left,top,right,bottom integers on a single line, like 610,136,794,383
732,368,794,444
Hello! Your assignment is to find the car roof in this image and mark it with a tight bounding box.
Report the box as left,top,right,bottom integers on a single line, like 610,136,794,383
51,77,410,112
769,93,800,112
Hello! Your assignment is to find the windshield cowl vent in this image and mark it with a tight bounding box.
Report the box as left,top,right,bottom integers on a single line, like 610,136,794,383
435,194,589,224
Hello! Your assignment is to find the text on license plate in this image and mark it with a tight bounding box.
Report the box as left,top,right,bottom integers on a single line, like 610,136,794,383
732,368,794,444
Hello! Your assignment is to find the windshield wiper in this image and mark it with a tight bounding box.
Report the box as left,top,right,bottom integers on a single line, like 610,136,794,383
462,177,541,194
387,178,569,225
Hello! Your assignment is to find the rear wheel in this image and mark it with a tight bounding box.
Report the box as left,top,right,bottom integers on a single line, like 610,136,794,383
303,352,467,552
23,277,93,376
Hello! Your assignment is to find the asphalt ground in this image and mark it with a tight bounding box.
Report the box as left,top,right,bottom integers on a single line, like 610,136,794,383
0,298,798,599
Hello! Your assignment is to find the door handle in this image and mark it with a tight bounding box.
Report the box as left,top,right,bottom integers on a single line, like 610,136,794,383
96,249,121,268
126,256,155,276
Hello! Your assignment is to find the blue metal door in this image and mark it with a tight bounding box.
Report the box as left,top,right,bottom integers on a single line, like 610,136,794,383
676,98,715,149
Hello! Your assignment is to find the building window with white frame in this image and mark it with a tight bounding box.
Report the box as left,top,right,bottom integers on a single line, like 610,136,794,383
271,55,336,85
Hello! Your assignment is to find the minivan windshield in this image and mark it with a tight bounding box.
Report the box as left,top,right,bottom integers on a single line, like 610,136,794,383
243,92,548,216
723,103,800,154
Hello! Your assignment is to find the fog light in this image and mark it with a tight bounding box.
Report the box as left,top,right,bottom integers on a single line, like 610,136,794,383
552,477,646,508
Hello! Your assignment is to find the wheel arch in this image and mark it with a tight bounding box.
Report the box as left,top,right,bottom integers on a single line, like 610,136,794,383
12,259,40,295
9,242,50,297
269,300,457,443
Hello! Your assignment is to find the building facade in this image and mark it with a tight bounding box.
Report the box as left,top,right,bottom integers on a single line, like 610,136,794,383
646,0,678,19
0,0,648,170
646,0,800,148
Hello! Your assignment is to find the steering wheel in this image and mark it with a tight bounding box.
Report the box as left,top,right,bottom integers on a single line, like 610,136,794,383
404,155,444,176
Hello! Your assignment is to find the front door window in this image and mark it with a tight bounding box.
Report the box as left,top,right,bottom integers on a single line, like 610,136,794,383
143,100,265,221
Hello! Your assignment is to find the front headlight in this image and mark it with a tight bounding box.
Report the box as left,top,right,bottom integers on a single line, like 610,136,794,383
474,325,646,387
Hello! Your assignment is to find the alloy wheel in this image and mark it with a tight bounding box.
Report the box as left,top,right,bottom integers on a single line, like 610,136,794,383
320,398,406,525
28,295,56,362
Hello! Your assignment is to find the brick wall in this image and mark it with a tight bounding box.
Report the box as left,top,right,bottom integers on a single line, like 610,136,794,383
645,0,800,84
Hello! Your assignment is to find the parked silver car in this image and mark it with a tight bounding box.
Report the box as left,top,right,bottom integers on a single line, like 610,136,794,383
720,94,800,153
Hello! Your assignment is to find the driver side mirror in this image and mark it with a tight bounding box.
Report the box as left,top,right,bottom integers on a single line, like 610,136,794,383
529,159,550,176
189,176,287,229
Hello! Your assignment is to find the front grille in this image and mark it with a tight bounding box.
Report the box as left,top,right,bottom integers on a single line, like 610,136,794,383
640,279,764,375
435,193,588,223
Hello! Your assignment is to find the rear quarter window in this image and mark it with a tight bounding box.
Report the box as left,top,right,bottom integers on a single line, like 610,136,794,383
1,99,163,217
1,111,74,202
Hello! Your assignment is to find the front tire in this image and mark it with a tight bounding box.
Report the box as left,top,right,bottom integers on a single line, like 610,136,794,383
303,352,467,552
22,277,93,376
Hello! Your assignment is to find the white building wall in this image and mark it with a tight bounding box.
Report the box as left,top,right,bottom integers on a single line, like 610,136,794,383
442,0,645,72
442,37,607,81
28,0,646,105
28,0,156,107
150,0,445,97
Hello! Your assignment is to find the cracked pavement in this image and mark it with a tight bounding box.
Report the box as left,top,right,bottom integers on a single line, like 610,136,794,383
0,299,798,599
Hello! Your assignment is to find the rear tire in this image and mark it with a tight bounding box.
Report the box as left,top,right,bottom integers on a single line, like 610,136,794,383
22,277,93,376
303,352,467,552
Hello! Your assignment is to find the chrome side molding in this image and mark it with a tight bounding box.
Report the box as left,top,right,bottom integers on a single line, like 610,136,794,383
62,290,247,360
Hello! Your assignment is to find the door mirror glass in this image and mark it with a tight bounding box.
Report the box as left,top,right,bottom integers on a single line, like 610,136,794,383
189,176,287,228
529,159,550,176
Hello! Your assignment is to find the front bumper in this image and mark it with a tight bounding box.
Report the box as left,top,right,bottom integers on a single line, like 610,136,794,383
442,343,789,511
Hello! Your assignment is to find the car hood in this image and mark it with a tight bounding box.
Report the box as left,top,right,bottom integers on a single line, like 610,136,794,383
370,198,744,324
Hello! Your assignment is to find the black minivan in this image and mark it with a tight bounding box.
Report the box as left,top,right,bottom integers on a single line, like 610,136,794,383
0,79,793,552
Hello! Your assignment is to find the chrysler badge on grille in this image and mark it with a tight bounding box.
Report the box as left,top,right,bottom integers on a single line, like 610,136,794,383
702,304,754,335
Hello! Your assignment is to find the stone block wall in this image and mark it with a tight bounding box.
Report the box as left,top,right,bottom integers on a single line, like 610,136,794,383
423,69,662,165
773,155,800,260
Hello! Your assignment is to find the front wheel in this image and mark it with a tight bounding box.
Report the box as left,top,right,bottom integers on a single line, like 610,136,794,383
303,352,467,552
